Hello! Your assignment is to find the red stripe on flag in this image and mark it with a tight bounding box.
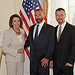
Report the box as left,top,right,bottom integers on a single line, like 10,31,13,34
20,26,28,39
28,16,30,20
19,10,29,31
30,12,36,25
34,8,36,12
44,16,47,23
20,26,23,29
39,5,42,9
24,31,28,39
25,48,30,59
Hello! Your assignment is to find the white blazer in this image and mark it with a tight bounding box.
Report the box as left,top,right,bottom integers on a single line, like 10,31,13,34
2,28,26,62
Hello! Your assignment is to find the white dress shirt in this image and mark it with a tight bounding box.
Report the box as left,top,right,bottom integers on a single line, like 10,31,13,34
33,20,45,39
57,21,66,39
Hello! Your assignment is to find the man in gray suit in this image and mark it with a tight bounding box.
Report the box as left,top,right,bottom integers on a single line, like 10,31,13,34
50,8,75,75
24,9,55,75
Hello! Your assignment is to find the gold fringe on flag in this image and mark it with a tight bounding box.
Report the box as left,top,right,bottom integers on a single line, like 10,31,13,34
43,0,48,19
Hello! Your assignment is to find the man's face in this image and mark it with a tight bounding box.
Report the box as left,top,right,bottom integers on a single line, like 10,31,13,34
55,10,66,25
35,10,44,24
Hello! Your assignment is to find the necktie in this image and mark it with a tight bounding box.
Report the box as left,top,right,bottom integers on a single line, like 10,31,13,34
34,25,39,43
57,26,61,41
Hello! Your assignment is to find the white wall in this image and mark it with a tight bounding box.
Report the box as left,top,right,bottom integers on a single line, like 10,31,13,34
48,0,68,26
0,0,22,30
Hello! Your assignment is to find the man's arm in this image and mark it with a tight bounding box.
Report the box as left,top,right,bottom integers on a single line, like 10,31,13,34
67,27,75,66
24,35,30,49
24,27,31,49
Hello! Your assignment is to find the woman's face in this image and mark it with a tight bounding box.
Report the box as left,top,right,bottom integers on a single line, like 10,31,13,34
12,17,20,29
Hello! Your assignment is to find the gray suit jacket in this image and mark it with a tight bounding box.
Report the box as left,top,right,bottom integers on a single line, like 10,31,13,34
3,28,25,62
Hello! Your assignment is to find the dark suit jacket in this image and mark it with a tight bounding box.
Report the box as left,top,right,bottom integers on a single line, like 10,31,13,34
24,22,55,64
53,22,75,68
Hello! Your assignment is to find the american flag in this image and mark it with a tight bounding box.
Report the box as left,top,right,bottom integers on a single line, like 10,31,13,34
19,0,47,59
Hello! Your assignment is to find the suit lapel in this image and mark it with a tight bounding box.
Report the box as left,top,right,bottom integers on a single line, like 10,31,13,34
11,28,20,44
55,26,58,42
57,23,69,42
31,23,47,44
11,28,24,45
36,23,47,42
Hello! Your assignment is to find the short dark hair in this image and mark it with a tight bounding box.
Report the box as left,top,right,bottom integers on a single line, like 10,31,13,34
35,9,43,13
55,8,65,14
9,14,23,28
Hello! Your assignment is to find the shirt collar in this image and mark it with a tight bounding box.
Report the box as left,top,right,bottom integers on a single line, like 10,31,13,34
58,21,66,29
36,20,45,27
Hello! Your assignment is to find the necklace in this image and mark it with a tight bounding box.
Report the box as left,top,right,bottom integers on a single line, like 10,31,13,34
13,28,21,34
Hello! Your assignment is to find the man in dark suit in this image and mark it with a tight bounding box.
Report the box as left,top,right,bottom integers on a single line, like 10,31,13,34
24,9,55,75
50,8,75,75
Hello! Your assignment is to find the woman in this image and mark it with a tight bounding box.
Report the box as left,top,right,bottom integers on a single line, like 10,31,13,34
2,14,25,75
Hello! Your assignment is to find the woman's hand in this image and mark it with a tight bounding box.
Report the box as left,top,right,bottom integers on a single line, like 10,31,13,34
17,49,24,54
